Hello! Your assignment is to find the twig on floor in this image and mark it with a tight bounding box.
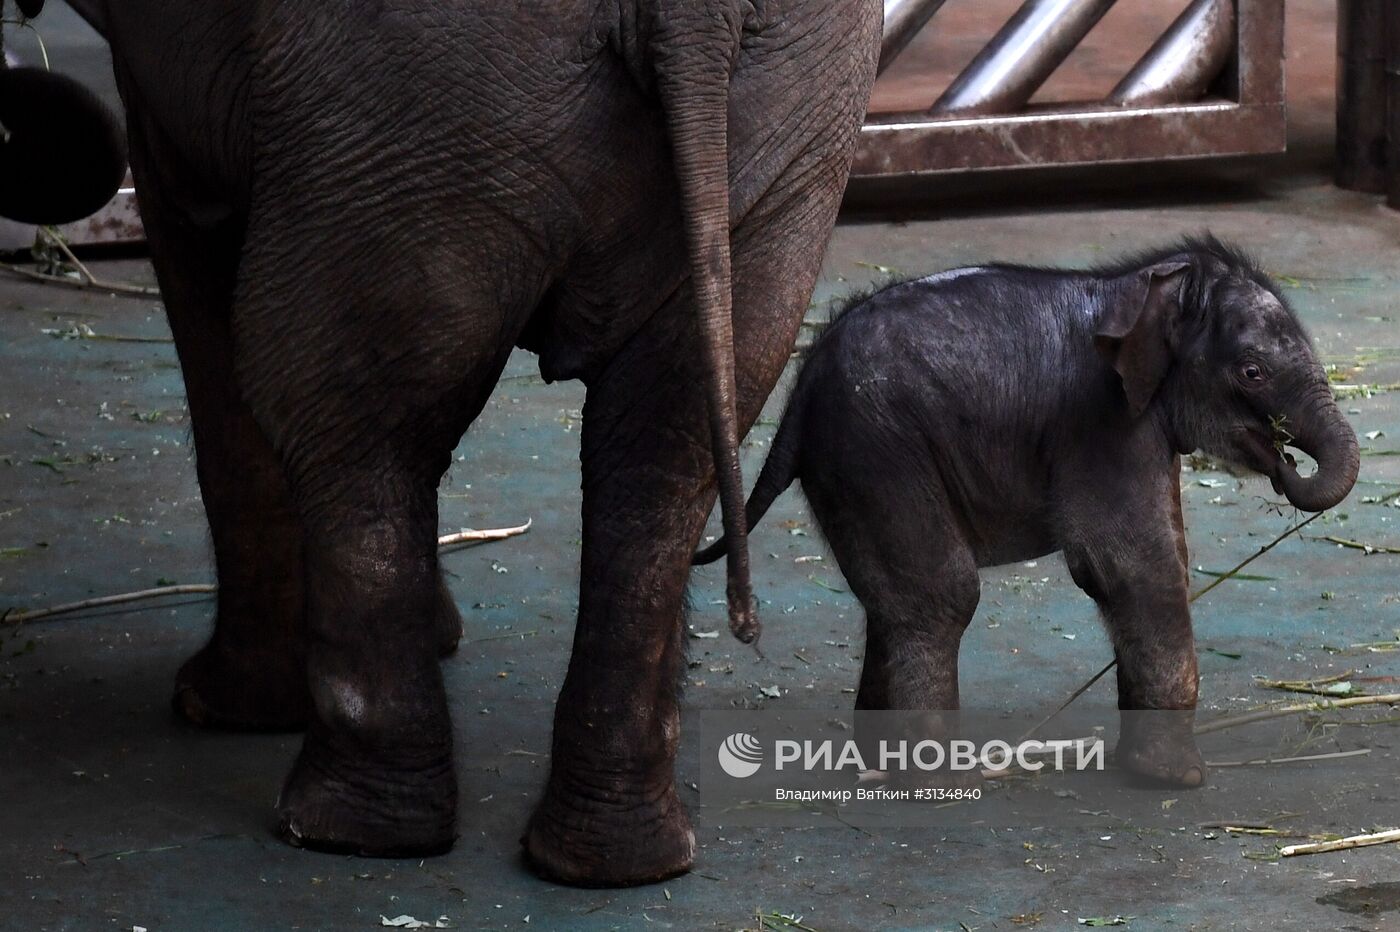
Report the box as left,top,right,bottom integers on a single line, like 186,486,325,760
1188,511,1321,602
1280,827,1400,857
1193,694,1400,735
1349,636,1400,652
1318,535,1400,555
464,629,539,645
437,518,532,549
2,583,218,625
1207,748,1371,768
40,321,173,344
2,520,532,625
1,228,162,298
1254,669,1359,697
1015,665,1114,743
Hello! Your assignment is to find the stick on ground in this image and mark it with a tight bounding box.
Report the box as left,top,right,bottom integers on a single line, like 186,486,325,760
1320,535,1400,555
1206,748,1371,768
437,519,532,548
2,520,532,625
2,584,217,624
0,228,163,299
1280,827,1400,857
1193,693,1400,735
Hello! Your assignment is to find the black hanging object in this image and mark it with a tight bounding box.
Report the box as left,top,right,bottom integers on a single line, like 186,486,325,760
15,0,45,19
0,67,127,224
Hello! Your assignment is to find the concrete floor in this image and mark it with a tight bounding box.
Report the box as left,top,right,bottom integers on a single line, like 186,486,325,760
3,3,1400,930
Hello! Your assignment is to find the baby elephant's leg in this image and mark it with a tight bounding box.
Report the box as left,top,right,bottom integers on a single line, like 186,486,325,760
857,545,982,786
806,431,980,783
1065,514,1204,789
806,463,980,781
853,544,981,714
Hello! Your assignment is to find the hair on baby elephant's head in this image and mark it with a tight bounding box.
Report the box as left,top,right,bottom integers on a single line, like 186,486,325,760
1096,236,1359,513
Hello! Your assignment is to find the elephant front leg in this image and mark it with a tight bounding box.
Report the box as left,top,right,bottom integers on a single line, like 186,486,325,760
1109,463,1204,787
1112,640,1202,789
1065,519,1204,789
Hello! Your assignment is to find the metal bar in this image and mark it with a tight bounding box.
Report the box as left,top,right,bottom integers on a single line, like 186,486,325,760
1107,0,1235,107
1387,4,1400,209
930,0,1118,116
855,100,1284,177
1233,0,1282,106
879,0,950,76
1335,0,1388,192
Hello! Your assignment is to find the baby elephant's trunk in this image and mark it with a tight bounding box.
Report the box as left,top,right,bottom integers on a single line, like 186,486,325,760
1274,382,1360,513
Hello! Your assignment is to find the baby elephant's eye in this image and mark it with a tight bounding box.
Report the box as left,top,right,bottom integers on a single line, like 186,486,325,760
1242,364,1263,381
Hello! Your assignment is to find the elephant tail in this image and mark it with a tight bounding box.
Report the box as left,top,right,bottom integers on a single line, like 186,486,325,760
651,6,758,644
693,388,803,568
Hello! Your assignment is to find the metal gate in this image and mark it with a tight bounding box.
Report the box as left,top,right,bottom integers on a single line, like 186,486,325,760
856,0,1286,179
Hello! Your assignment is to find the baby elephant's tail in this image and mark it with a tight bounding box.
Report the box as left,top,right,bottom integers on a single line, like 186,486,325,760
693,400,803,566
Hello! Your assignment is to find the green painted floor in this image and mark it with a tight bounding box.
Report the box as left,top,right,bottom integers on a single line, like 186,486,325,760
4,172,1399,929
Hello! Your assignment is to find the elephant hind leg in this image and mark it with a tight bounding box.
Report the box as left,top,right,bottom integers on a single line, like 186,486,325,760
274,485,459,857
802,447,981,714
800,445,982,788
230,239,530,854
121,108,312,732
525,141,866,885
270,428,465,855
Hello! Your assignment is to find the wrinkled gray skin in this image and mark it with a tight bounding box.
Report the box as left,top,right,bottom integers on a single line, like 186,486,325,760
47,0,881,885
697,239,1360,786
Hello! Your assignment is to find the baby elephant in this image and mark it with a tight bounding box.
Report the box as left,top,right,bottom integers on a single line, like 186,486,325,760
697,237,1359,786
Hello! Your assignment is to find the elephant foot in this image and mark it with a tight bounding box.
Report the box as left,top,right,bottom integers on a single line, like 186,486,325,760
276,734,457,857
435,577,464,657
173,641,309,732
1116,711,1206,789
524,781,695,887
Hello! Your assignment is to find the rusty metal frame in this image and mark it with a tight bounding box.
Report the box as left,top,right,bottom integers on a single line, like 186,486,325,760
0,174,143,252
853,0,1286,179
57,177,144,246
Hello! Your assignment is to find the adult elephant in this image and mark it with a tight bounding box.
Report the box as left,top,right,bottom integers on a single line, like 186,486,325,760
14,0,882,886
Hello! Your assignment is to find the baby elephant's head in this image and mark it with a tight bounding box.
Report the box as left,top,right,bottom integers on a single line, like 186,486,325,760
1094,237,1359,513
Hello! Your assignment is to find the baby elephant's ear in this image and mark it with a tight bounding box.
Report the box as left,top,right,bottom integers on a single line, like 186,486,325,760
1093,261,1190,417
